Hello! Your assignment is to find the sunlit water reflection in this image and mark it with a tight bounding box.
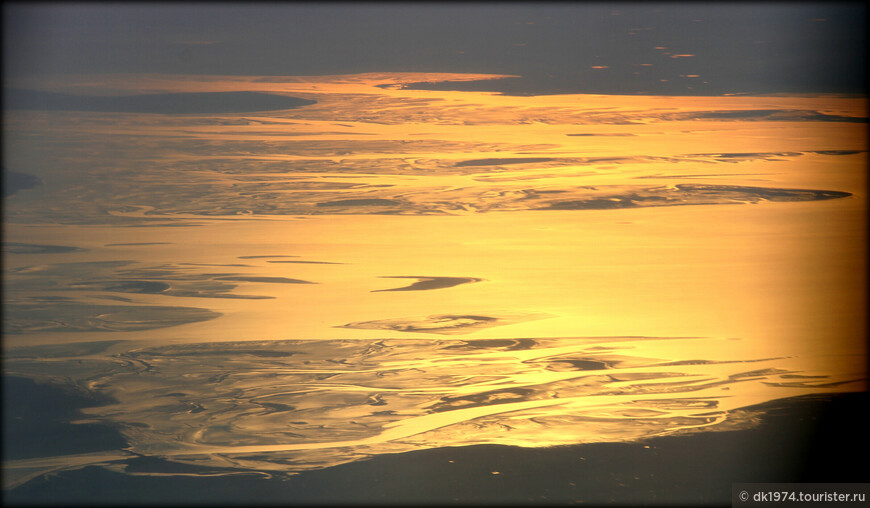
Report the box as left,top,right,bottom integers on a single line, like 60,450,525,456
5,335,860,479
3,72,866,486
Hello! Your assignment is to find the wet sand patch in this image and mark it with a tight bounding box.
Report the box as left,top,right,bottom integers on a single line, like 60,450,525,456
213,276,315,284
338,313,549,335
634,173,771,180
68,180,853,218
129,343,300,358
680,151,802,163
6,341,127,359
68,280,171,294
104,242,172,247
676,184,852,201
566,133,635,137
811,150,866,156
454,157,556,167
540,184,852,210
444,338,538,351
179,263,254,267
266,260,346,265
6,261,303,299
10,260,135,277
3,242,85,254
3,301,221,334
237,255,300,259
316,198,402,208
665,109,869,123
372,276,484,292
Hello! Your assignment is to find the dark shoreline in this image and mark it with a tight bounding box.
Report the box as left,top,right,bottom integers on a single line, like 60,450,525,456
2,169,42,198
3,375,867,506
2,376,127,461
2,89,316,115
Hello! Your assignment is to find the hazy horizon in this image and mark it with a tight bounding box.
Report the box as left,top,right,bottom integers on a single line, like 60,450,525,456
4,3,866,95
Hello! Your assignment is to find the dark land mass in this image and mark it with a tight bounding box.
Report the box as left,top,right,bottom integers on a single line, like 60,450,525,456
4,390,867,505
2,376,128,461
3,89,316,114
2,168,42,198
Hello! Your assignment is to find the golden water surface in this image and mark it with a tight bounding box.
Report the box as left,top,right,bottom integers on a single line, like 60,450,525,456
3,72,866,487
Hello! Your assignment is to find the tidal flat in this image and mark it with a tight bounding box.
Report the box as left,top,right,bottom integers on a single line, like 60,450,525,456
2,71,867,503
4,382,866,504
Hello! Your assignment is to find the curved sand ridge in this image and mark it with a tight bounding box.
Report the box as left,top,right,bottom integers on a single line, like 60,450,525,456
372,276,485,292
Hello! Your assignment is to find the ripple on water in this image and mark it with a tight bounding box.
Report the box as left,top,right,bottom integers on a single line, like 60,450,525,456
3,336,859,476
